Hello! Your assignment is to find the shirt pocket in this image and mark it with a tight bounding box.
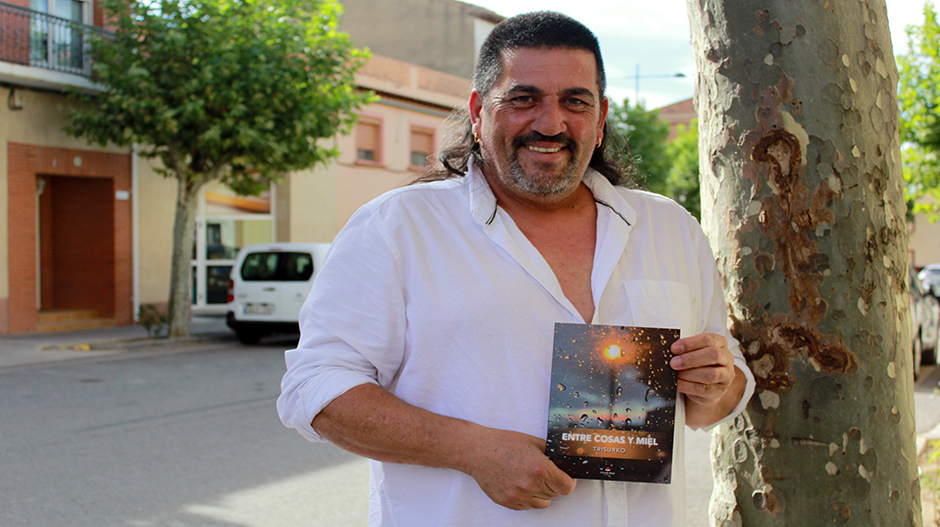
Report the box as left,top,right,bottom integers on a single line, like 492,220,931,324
621,280,696,337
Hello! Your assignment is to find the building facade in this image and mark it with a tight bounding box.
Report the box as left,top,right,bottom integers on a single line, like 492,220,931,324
0,0,135,333
339,0,501,79
0,0,482,333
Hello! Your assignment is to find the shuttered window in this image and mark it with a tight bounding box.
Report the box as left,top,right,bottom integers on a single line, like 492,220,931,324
410,128,434,168
356,121,381,162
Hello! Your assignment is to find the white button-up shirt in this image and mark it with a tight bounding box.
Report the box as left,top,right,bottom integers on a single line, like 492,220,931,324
278,161,755,526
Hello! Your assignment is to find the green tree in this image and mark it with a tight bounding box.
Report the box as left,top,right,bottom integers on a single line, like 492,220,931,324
899,1,940,221
665,119,701,220
66,0,373,337
605,98,671,194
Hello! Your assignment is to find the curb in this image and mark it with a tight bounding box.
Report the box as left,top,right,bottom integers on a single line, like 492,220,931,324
40,332,237,352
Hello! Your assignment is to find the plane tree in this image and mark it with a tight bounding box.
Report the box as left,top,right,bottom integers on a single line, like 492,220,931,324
687,0,919,524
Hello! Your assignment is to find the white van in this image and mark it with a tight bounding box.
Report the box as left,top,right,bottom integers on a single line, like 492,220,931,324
226,242,331,344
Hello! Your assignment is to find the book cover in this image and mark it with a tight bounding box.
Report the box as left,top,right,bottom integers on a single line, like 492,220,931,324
546,323,679,483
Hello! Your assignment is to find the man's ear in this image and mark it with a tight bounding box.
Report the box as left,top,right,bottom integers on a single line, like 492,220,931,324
469,90,484,136
597,97,609,142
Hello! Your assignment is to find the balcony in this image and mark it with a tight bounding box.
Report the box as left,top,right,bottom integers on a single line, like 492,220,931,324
0,0,111,91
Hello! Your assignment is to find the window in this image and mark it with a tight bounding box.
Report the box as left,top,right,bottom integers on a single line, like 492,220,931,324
410,127,434,169
240,252,314,282
30,0,88,72
356,119,381,163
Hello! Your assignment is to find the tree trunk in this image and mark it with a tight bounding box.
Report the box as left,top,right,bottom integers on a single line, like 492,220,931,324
686,0,920,525
166,176,203,338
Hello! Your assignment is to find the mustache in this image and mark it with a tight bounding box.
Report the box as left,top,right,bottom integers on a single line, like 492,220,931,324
512,131,577,151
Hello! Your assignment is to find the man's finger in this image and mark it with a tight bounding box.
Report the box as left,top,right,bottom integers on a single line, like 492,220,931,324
670,347,733,371
678,364,732,385
678,377,730,402
542,470,577,498
671,333,726,355
527,496,554,510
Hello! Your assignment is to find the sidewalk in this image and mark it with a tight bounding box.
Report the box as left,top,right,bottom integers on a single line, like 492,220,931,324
0,315,235,369
919,366,940,454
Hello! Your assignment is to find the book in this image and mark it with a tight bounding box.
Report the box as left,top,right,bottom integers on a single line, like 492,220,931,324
546,323,679,483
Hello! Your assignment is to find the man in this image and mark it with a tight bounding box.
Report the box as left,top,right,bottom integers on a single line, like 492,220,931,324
278,11,755,526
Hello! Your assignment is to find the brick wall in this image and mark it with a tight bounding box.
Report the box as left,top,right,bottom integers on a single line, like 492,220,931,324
93,1,105,27
0,0,33,66
8,143,39,333
7,143,132,334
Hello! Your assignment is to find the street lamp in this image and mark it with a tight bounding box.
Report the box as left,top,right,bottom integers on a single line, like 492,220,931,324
623,65,686,103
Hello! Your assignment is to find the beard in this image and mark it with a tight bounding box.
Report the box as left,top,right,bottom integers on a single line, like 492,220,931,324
506,155,580,196
502,131,583,196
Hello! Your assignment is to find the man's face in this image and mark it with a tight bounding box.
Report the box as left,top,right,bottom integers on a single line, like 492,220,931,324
470,47,608,204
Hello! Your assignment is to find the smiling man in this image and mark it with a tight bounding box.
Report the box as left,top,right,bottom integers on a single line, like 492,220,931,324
278,11,754,527
473,46,606,201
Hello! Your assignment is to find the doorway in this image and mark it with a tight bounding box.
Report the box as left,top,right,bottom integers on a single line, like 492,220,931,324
36,175,116,318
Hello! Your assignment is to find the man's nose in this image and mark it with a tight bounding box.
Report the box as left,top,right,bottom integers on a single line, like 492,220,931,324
531,101,567,137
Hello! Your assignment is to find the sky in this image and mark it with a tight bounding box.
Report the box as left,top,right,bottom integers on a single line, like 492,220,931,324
466,0,929,109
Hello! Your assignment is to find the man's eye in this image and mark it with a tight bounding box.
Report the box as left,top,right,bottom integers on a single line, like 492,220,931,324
512,95,535,104
567,98,588,106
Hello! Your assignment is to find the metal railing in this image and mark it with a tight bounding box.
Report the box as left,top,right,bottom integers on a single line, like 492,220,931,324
0,0,111,79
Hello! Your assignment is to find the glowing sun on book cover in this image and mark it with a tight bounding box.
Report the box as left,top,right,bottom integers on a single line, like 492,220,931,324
546,323,679,483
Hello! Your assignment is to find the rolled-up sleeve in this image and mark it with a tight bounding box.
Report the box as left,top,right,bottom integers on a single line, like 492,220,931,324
277,207,406,442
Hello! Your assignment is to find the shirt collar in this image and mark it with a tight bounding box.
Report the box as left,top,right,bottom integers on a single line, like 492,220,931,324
467,158,499,226
581,168,636,227
466,159,636,227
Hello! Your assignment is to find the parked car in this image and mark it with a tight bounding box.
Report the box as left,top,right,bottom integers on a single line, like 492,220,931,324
226,242,331,344
920,264,940,299
911,264,940,378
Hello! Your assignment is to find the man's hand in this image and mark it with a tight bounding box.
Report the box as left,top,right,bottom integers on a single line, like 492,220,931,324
669,333,746,428
463,428,576,510
313,384,575,510
669,333,735,405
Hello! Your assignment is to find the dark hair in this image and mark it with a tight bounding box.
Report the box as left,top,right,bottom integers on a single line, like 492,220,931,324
414,11,632,187
474,11,606,100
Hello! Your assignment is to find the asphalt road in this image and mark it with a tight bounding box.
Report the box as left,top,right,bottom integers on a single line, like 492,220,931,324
1,338,369,527
2,338,938,527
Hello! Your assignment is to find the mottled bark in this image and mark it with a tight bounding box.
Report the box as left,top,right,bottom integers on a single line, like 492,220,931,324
686,0,919,525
